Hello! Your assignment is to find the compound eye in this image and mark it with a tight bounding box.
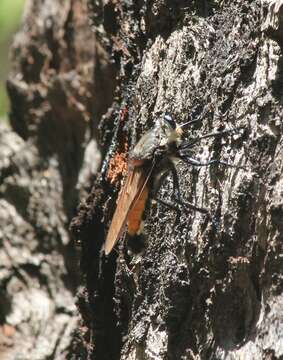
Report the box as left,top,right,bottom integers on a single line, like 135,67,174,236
163,113,176,129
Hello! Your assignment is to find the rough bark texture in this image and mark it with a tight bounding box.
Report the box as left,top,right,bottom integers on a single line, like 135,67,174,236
70,1,283,360
0,0,114,359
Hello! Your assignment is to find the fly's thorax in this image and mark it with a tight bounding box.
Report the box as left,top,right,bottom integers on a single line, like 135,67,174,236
129,115,183,162
129,127,159,161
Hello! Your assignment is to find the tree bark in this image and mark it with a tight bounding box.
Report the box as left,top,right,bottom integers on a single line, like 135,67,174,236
0,0,115,359
71,1,283,359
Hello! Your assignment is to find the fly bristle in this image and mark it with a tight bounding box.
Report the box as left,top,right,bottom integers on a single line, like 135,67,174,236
175,126,184,137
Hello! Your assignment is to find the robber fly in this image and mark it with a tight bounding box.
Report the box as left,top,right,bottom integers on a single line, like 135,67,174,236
104,113,240,255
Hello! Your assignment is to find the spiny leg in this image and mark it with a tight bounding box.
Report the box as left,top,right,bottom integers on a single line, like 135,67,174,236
170,163,208,214
153,196,180,213
180,156,245,169
180,128,243,151
151,159,208,214
151,168,180,212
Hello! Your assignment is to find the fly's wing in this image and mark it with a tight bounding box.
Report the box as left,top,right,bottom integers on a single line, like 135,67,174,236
104,163,152,255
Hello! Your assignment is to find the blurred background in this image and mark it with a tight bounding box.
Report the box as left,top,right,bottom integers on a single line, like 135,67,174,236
0,0,25,122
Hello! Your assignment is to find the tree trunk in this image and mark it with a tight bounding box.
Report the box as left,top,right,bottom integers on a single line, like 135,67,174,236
0,0,115,359
71,1,283,359
2,0,283,360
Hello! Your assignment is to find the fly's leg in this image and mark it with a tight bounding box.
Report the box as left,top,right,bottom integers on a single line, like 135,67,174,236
150,163,185,214
151,168,180,212
180,127,244,151
153,196,180,212
181,156,245,169
170,164,208,214
151,160,208,214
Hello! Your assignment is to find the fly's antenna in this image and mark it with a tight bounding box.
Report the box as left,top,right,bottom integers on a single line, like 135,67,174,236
176,118,200,136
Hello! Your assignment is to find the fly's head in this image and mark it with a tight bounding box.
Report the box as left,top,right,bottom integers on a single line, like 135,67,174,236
159,113,183,147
